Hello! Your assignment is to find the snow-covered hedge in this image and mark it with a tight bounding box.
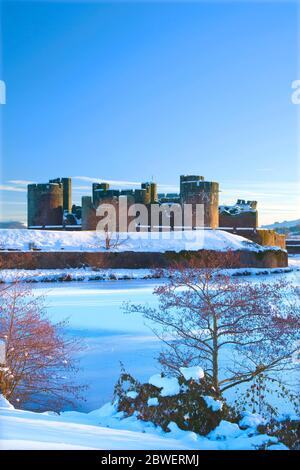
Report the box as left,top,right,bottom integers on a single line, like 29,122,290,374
114,367,234,436
112,367,299,449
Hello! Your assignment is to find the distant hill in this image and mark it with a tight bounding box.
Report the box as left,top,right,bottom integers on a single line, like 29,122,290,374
263,218,300,229
0,221,26,229
262,219,300,237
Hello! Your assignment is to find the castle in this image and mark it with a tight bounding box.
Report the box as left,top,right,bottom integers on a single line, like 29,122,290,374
27,175,220,230
27,175,285,249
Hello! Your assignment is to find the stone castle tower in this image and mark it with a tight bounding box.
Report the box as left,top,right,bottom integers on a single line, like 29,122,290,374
180,175,219,228
27,177,72,227
49,177,72,213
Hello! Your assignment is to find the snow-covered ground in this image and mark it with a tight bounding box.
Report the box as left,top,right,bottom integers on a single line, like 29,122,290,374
287,254,300,269
0,228,280,252
0,391,288,450
0,395,196,450
0,266,296,283
0,268,155,283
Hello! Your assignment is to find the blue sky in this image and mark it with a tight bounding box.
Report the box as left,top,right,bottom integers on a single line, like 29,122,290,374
0,0,299,225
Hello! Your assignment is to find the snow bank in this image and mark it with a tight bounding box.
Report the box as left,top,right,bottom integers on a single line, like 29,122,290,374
0,265,294,284
208,420,243,440
0,268,156,283
0,228,275,253
0,396,289,450
239,412,265,429
0,394,14,410
288,254,300,269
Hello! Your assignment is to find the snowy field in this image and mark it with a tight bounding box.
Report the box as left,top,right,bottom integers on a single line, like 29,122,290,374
0,390,287,450
0,228,280,252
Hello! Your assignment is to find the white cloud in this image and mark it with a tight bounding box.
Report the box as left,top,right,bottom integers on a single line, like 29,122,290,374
0,185,27,192
73,185,92,191
8,180,35,185
73,176,141,187
73,176,179,193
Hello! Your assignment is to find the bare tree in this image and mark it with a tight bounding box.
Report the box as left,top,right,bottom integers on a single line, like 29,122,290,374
103,226,128,251
125,254,300,398
0,282,86,411
95,197,129,251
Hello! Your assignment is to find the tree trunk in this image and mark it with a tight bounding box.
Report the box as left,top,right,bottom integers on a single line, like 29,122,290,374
212,314,220,397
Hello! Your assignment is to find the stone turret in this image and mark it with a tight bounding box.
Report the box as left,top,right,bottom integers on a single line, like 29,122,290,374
81,196,97,230
180,175,205,196
180,175,219,228
49,177,72,213
92,182,110,205
141,182,158,203
27,182,63,227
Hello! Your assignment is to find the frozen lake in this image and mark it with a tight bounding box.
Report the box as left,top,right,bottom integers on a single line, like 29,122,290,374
32,257,300,412
34,280,164,411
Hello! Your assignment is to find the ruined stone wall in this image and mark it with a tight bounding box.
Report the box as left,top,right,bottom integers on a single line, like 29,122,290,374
222,228,286,250
81,199,219,232
255,229,286,250
219,211,258,229
82,176,219,230
81,196,99,230
0,248,288,270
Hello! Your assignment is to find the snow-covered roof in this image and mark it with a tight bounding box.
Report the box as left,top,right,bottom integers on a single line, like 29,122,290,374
219,200,257,216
